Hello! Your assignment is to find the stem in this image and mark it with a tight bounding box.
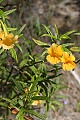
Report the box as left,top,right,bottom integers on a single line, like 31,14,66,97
0,20,7,33
4,65,13,85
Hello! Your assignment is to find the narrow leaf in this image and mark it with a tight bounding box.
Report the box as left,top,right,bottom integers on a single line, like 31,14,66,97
62,43,74,47
16,108,24,120
19,59,27,68
0,48,4,54
16,24,26,35
31,96,49,100
12,80,24,94
9,48,18,63
74,32,80,35
0,0,3,3
15,43,23,54
41,34,55,39
7,27,17,32
64,30,77,36
25,110,45,120
70,47,80,52
4,9,16,16
32,38,49,47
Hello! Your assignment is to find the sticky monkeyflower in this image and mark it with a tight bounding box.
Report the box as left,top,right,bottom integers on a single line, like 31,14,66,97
0,30,18,49
61,52,76,71
24,88,42,106
46,43,63,64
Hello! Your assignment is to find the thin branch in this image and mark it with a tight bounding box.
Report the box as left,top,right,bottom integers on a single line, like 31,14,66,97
4,65,13,85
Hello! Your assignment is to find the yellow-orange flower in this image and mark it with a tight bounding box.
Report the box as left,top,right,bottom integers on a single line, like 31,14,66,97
0,31,18,49
46,43,63,64
32,99,42,106
61,52,76,71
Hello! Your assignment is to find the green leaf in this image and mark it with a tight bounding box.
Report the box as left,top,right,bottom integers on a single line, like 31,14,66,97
41,34,55,39
7,27,17,32
19,59,27,68
0,9,4,18
0,102,7,107
0,6,3,9
31,96,49,100
59,34,70,40
51,105,56,111
32,38,49,47
59,30,77,40
64,30,77,36
30,66,38,74
52,100,61,106
62,43,74,47
0,48,4,54
42,24,54,41
76,102,80,112
9,48,18,63
30,77,38,92
12,80,24,94
62,47,71,53
25,109,45,120
74,32,80,35
0,97,12,103
54,94,67,99
42,24,53,36
16,108,24,120
4,9,16,16
70,47,80,52
54,24,58,39
15,43,23,54
0,0,3,3
16,24,26,35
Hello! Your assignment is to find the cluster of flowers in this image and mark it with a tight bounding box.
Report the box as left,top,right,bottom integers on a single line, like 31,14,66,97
0,28,18,50
46,43,76,71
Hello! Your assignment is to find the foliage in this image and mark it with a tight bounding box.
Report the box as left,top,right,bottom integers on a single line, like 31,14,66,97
0,0,80,120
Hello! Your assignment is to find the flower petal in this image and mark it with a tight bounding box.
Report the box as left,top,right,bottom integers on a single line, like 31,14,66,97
46,55,61,64
62,62,76,71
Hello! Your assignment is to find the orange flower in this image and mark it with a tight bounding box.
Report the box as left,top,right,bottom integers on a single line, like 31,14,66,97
61,52,76,71
46,43,63,64
32,99,42,106
0,31,18,49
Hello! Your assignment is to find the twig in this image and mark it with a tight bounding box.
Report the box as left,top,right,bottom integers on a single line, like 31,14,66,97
4,65,13,85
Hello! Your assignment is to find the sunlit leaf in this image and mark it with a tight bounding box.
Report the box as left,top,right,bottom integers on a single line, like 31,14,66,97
4,9,16,16
54,24,58,39
19,59,27,68
41,34,55,39
16,108,24,120
42,24,54,41
16,24,26,35
7,27,17,32
0,48,4,54
74,32,80,35
9,48,18,63
0,0,3,3
32,38,49,47
70,47,80,52
62,43,74,47
15,43,23,54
